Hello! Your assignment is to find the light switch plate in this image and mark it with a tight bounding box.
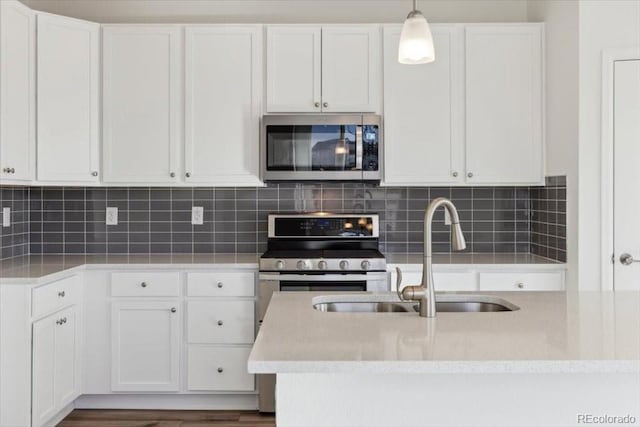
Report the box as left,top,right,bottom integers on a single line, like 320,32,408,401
192,206,204,225
2,207,9,227
106,207,118,225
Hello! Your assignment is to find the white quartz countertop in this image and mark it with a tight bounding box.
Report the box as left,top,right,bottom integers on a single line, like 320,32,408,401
248,291,640,374
0,253,562,283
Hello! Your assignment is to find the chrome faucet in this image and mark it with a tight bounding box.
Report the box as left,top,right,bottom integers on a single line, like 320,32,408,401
396,197,467,318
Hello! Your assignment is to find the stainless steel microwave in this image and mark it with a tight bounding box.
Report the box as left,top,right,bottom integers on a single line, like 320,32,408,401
260,114,382,182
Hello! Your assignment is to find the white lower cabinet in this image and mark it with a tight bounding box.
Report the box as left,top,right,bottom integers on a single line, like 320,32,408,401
478,272,564,291
32,305,80,427
111,301,181,392
187,346,254,392
187,301,255,344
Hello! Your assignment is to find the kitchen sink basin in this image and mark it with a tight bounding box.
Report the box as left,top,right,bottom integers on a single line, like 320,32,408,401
312,294,519,313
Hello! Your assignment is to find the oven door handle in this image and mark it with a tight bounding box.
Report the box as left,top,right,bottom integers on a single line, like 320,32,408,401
355,125,363,171
259,273,386,282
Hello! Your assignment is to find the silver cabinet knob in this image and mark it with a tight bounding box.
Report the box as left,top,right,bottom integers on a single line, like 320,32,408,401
56,319,62,325
2,168,8,173
170,307,177,313
217,320,224,326
91,171,98,177
185,172,191,178
467,172,474,178
516,282,524,289
217,367,224,373
314,102,320,108
452,171,458,178
58,291,65,297
170,172,175,178
323,102,328,108
620,253,640,265
217,281,223,288
141,282,147,288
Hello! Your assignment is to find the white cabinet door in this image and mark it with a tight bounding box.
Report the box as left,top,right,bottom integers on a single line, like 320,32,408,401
321,25,381,113
103,26,181,184
465,25,543,185
383,25,464,185
37,13,100,183
111,301,180,391
187,300,255,344
266,25,321,113
32,314,57,427
185,25,262,185
32,306,79,427
0,0,35,183
54,306,80,408
187,346,254,392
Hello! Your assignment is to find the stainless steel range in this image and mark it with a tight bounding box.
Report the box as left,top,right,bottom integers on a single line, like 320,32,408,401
257,213,389,412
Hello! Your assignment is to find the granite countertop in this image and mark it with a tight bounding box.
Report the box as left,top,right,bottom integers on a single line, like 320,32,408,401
248,291,640,374
0,252,564,283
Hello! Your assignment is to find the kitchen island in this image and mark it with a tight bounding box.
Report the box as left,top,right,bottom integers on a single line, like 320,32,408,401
248,291,640,427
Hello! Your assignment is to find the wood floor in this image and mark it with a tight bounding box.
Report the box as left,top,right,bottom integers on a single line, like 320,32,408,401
57,410,276,427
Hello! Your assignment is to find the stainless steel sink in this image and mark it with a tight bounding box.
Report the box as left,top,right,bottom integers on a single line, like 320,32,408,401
312,295,519,313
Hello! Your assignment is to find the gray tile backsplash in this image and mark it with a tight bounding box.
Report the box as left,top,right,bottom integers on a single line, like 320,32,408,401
0,186,30,260
530,176,567,262
1,178,567,261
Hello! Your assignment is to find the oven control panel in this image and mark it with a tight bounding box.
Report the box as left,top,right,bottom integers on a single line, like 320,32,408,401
261,258,386,272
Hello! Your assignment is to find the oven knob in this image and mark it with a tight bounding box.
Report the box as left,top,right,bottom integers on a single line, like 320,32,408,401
361,260,371,271
317,260,328,270
297,260,310,270
339,260,350,270
275,260,285,270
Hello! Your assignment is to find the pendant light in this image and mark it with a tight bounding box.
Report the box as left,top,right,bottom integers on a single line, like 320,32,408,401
398,0,435,64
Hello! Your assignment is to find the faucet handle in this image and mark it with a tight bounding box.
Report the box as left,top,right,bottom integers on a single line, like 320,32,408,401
395,267,404,300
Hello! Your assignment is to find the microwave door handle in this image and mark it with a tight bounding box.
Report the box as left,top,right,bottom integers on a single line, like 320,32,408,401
355,125,363,171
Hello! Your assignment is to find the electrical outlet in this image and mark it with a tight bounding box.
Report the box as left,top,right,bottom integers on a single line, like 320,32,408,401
2,207,9,227
106,207,118,225
444,209,451,226
192,206,204,225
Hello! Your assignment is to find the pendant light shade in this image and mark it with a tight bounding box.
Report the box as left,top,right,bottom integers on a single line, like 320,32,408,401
398,1,435,64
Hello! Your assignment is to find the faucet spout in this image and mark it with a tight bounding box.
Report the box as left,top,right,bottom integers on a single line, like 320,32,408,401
399,197,467,317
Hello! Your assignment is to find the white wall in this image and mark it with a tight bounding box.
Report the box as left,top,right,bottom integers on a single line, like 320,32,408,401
22,0,529,23
578,0,640,290
526,1,579,290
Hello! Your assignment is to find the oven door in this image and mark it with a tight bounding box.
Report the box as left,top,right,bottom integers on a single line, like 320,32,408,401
261,115,381,181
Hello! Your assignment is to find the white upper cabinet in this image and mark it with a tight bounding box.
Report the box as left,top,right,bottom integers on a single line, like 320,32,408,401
383,24,464,186
37,13,100,183
321,25,381,113
465,24,543,185
266,25,321,113
266,25,381,113
0,0,35,183
185,25,262,185
102,26,182,184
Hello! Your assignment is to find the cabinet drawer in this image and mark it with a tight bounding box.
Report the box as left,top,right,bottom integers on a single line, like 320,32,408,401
187,346,254,391
392,270,477,291
111,272,180,297
188,301,255,344
32,275,81,319
187,272,255,297
479,272,564,291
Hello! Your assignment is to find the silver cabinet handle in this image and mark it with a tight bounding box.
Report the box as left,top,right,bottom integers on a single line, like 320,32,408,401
185,172,191,178
58,291,65,297
217,281,223,288
170,307,177,313
217,320,224,326
323,102,328,108
141,282,147,288
516,282,524,289
170,172,175,178
56,319,62,325
314,102,320,108
452,172,458,178
467,172,473,178
217,367,224,373
91,171,98,177
620,253,640,266
2,168,8,173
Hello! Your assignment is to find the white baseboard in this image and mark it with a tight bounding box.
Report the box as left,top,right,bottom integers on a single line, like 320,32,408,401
74,394,258,410
45,402,75,427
